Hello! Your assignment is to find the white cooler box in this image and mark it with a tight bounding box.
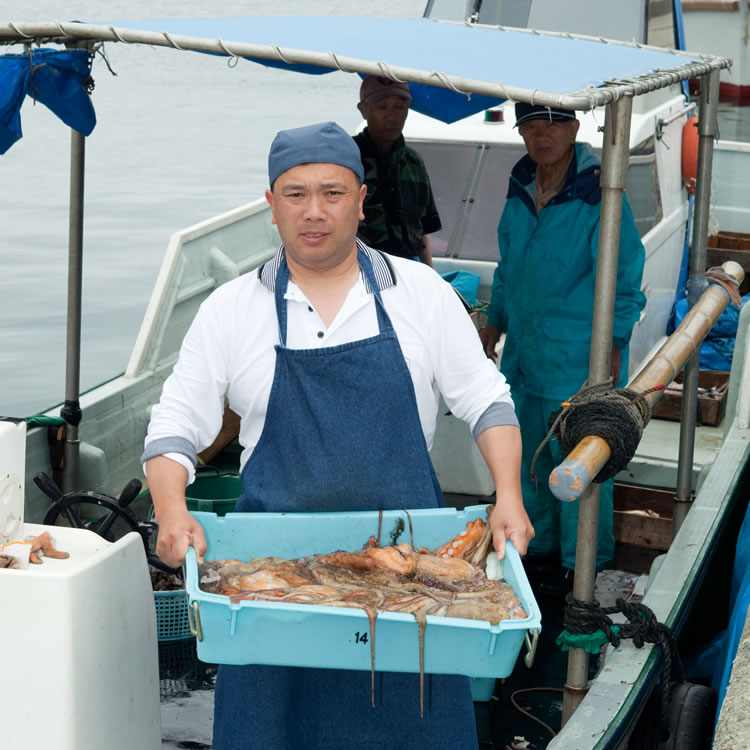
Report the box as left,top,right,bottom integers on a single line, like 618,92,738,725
0,419,161,749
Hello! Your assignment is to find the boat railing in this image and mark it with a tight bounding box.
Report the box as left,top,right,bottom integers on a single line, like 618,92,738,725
126,197,279,379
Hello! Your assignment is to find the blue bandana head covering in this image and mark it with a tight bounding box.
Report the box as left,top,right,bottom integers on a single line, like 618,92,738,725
268,121,364,186
514,103,577,128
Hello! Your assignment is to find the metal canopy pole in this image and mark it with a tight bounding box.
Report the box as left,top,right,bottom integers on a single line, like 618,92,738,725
673,68,720,534
561,93,633,725
61,128,85,493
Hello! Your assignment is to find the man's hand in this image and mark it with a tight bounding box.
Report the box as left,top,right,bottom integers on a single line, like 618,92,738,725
146,455,208,568
478,324,501,360
489,491,535,560
154,504,208,569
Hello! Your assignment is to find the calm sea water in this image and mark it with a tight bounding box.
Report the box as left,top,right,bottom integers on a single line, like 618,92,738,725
3,2,749,417
1,0,426,416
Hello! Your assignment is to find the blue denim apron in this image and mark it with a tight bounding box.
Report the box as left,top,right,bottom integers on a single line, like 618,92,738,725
212,249,477,750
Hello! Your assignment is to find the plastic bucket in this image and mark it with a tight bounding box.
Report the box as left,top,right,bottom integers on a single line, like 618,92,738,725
208,439,243,474
185,470,240,516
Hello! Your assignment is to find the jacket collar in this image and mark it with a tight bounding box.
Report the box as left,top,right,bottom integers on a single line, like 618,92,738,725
509,143,602,209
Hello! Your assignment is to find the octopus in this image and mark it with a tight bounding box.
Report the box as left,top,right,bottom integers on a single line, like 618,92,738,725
198,507,526,714
26,531,69,564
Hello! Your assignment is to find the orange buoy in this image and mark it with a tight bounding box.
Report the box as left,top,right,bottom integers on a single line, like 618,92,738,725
682,115,699,195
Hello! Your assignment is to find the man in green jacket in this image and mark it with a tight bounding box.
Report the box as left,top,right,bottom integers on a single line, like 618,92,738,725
480,103,646,595
354,75,441,267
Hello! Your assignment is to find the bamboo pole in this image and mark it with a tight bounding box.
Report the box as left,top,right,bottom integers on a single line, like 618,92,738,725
548,260,744,503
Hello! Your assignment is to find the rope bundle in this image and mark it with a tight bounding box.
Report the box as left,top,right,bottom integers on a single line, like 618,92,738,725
559,593,686,733
531,381,664,484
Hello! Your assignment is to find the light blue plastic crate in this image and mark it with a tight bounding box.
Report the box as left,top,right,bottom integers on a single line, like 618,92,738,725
185,505,541,678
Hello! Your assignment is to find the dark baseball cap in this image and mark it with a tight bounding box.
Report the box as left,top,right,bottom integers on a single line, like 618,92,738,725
359,75,412,106
515,103,577,128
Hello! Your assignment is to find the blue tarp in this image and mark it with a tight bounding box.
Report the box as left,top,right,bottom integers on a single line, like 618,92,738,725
110,17,704,93
441,270,481,309
102,16,709,122
668,293,750,371
686,497,750,728
0,48,96,154
88,16,511,123
715,504,750,714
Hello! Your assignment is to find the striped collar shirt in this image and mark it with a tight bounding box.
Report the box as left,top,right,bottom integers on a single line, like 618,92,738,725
259,239,396,294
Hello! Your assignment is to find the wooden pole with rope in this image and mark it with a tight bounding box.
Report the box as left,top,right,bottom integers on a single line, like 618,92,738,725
548,260,744,503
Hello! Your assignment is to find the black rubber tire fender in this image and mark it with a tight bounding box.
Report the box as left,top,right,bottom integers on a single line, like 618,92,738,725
657,682,717,750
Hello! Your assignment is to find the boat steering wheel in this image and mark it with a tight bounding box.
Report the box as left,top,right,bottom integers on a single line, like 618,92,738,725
35,471,180,574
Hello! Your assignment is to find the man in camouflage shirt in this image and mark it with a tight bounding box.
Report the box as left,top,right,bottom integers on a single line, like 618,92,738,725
354,75,442,268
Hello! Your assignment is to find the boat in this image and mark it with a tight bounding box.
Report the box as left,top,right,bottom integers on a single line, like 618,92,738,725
1,6,747,749
682,0,750,103
680,0,750,312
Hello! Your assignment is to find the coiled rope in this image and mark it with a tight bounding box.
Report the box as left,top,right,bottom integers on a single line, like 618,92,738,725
530,381,665,484
558,593,685,734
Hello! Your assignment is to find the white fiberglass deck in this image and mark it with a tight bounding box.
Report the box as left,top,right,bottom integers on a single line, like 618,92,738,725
618,418,725,490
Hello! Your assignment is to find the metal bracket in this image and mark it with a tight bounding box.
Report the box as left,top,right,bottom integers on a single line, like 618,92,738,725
656,103,696,141
524,628,540,668
187,599,203,641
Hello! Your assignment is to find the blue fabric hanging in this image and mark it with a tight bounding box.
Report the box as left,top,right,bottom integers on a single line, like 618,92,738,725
440,270,481,309
0,48,96,154
685,497,750,727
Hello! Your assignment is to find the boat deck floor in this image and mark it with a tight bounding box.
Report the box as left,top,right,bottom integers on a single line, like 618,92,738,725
160,639,215,749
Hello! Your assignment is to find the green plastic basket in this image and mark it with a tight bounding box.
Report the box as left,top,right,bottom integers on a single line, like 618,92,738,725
154,589,192,642
185,469,240,516
207,440,243,474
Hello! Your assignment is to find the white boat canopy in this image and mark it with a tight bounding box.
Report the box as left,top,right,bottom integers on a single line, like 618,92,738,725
0,16,731,129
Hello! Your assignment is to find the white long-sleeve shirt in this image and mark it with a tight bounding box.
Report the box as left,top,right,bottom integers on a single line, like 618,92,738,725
143,243,517,482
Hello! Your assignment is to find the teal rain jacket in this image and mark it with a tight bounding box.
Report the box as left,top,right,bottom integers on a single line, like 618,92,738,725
486,143,646,402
